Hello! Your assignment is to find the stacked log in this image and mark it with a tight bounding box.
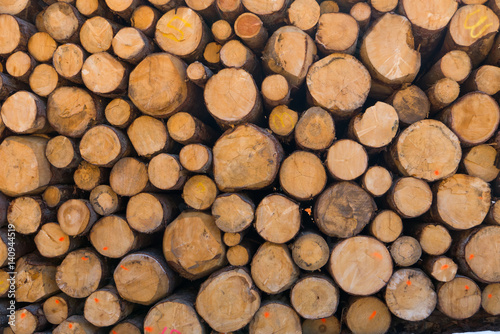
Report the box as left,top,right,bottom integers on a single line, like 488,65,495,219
1,0,500,333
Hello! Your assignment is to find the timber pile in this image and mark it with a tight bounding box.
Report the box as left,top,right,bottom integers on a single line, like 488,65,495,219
1,0,500,333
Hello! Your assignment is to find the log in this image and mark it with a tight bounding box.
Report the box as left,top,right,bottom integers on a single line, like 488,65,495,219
43,185,78,208
110,314,145,334
112,27,155,64
255,193,300,243
387,177,432,218
80,16,120,54
251,242,299,294
16,254,59,303
279,151,327,201
263,26,317,89
213,124,283,192
163,211,226,280
487,33,500,65
12,304,48,334
104,98,138,129
411,223,452,256
148,153,188,190
105,0,144,20
441,92,500,146
75,0,108,17
155,7,211,62
226,241,254,266
29,64,62,97
1,90,48,134
57,199,98,236
43,294,82,325
261,74,291,109
7,196,54,235
211,20,234,44
350,2,371,31
368,210,402,243
387,119,462,182
114,249,178,305
179,144,213,173
326,139,368,181
345,297,391,334
73,161,108,191
53,315,101,334
204,68,262,128
463,144,500,182
186,0,218,22
182,175,218,210
423,256,458,282
385,85,430,126
420,50,472,88
441,4,499,66
290,231,329,271
148,0,183,12
269,105,298,141
287,0,320,34
0,0,41,22
43,3,84,43
1,72,29,101
79,125,130,168
6,51,36,83
389,236,422,267
294,106,335,151
90,215,150,258
216,0,244,22
223,231,245,246
426,78,460,113
186,61,213,87
385,268,437,321
0,193,7,227
0,268,8,298
211,193,254,233
81,52,130,98
0,228,35,266
0,15,36,56
84,285,133,327
196,267,260,333
290,274,339,319
127,115,171,158
249,301,302,334
315,182,376,238
28,32,58,63
302,316,341,334
89,185,122,216
234,13,267,52
431,174,491,230
482,283,500,315
329,236,392,295
486,200,500,225
316,12,358,55
47,86,104,138
203,42,222,69
34,222,81,258
126,193,175,233
437,276,481,319
361,166,392,197
52,43,86,84
131,5,160,37
307,53,370,119
320,0,340,14
219,40,259,77
167,112,217,145
463,65,500,95
110,157,149,196
144,292,206,334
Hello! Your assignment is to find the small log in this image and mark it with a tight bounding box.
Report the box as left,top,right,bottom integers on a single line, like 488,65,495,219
126,193,175,233
34,223,81,258
179,144,213,173
131,5,160,37
73,161,108,191
144,292,206,334
79,125,130,168
43,3,84,43
213,124,283,192
148,153,188,190
223,231,245,246
423,256,458,282
114,249,179,305
58,199,98,236
269,105,298,141
42,185,78,209
216,0,244,22
203,42,222,69
52,43,86,84
294,107,335,151
7,196,54,235
81,52,130,98
0,0,41,22
369,210,402,243
227,241,254,266
255,193,300,243
80,17,120,54
280,151,327,201
287,0,320,34
431,174,491,230
387,119,461,182
329,236,392,295
463,65,500,95
290,274,339,319
302,316,341,334
420,50,472,88
84,285,133,327
0,228,35,266
326,139,368,181
53,315,101,334
29,64,62,97
389,236,422,267
186,61,214,87
0,15,36,56
211,193,254,233
104,98,138,129
110,157,149,197
186,0,218,22
149,0,183,12
47,86,104,138
437,276,481,320
320,0,340,14
16,254,59,303
163,211,226,280
105,0,144,20
234,13,267,52
249,301,302,334
350,2,371,31
89,185,122,216
411,223,452,256
6,51,36,83
385,85,429,126
1,72,29,101
167,112,217,145
291,231,329,271
219,40,259,77
155,7,211,62
362,166,392,197
182,175,218,210
127,115,170,158
316,12,358,55
261,74,291,108
212,20,234,44
463,144,500,182
487,33,500,65
427,78,460,113
307,53,370,119
345,297,391,334
251,242,299,294
482,283,500,315
196,267,260,333
315,182,376,238
1,91,48,134
112,27,155,64
43,294,82,325
486,200,500,225
76,0,109,17
385,268,437,321
387,177,432,218
13,304,48,334
111,314,145,334
241,0,290,26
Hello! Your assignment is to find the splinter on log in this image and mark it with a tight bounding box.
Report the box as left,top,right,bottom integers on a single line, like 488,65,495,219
167,112,217,145
254,193,300,243
43,3,84,43
316,13,358,55
251,242,299,294
34,223,81,258
179,144,213,173
43,294,81,325
326,139,368,181
1,91,48,134
368,210,402,243
294,107,335,151
211,193,254,233
234,13,268,52
249,301,302,334
52,43,87,84
110,157,149,197
29,64,63,97
84,285,133,327
58,199,98,236
387,177,432,218
437,276,481,319
290,274,339,319
329,236,392,295
423,256,458,282
182,175,218,210
426,78,460,113
15,254,59,303
362,166,393,197
89,185,122,216
385,268,437,321
114,249,178,305
126,193,175,233
148,153,188,190
345,297,391,334
389,236,422,266
291,231,330,271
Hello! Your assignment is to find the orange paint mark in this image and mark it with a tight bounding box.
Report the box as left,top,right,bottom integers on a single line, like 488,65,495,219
112,331,117,334
55,299,60,304
304,208,312,215
441,264,449,270
145,327,153,332
264,312,270,318
465,285,470,290
407,280,412,286
469,254,474,260
372,252,383,260
94,298,99,303
103,247,108,251
479,196,483,200
59,237,64,241
321,318,326,323
68,324,73,329
369,311,377,320
20,313,26,319
120,265,129,271
488,294,493,298
434,170,439,176
81,257,88,261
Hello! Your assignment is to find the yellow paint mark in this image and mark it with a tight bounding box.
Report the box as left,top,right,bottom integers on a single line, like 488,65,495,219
464,9,492,39
196,182,206,193
158,16,192,42
272,111,292,129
